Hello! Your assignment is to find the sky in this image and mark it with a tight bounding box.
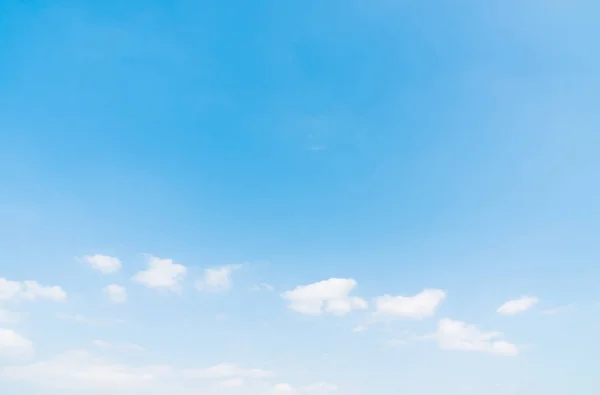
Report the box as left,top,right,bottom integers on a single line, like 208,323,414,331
1,0,599,394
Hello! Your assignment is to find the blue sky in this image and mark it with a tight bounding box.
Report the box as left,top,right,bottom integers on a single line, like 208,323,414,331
1,1,599,394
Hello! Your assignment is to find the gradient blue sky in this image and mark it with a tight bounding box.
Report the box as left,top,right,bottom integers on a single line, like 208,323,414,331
1,1,599,394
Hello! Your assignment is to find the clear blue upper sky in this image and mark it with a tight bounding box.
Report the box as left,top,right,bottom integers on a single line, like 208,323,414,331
1,1,599,394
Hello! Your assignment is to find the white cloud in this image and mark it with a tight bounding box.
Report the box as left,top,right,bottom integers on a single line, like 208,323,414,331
0,277,67,302
92,340,143,351
250,283,274,292
1,349,170,391
0,308,22,324
196,265,241,293
352,325,367,333
132,255,187,292
433,318,518,356
0,328,34,359
1,349,339,395
83,254,122,274
182,363,274,379
104,284,127,303
374,289,446,319
541,305,573,316
282,278,367,316
0,278,21,300
497,296,539,315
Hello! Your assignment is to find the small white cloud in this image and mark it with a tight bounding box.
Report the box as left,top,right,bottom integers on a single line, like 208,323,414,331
20,281,67,302
250,282,274,292
374,289,446,319
352,325,367,333
0,328,34,359
104,284,127,303
497,296,539,315
434,318,518,357
196,265,241,293
132,255,187,292
182,362,274,379
83,254,121,274
0,278,66,302
282,278,367,316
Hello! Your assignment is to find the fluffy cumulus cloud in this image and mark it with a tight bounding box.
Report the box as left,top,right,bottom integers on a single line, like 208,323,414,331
282,278,367,316
196,265,241,293
497,296,539,315
104,284,127,303
0,277,67,302
374,289,446,319
83,254,122,274
434,318,518,357
0,328,34,359
132,255,187,292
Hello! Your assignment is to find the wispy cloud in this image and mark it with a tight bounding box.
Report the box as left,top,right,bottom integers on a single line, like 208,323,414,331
309,145,327,151
541,304,574,316
250,283,274,292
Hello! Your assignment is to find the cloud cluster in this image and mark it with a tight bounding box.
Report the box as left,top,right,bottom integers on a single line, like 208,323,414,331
0,277,67,302
83,255,122,274
282,278,367,316
374,289,446,319
132,255,187,292
196,265,241,293
434,318,518,356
